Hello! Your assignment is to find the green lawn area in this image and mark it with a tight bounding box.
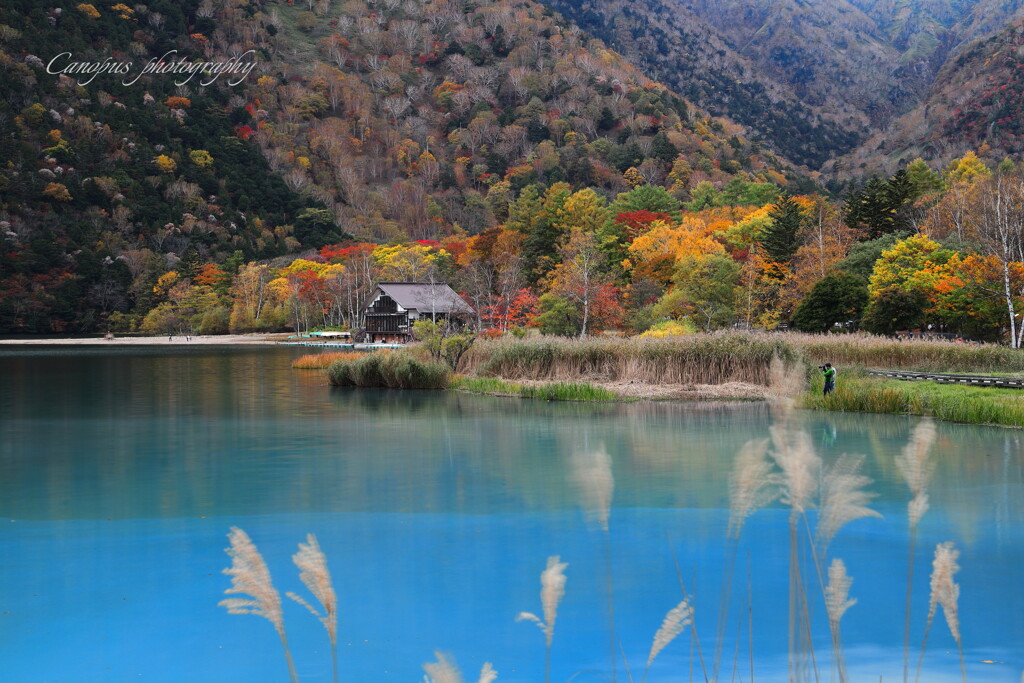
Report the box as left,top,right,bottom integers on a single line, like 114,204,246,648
804,371,1024,428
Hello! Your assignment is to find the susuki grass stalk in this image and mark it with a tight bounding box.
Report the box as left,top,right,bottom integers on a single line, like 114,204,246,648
720,436,779,682
569,447,618,680
666,535,710,682
897,421,937,683
219,527,299,683
286,534,338,683
768,425,821,683
517,556,569,683
811,454,880,683
642,600,693,683
914,542,965,683
824,559,856,683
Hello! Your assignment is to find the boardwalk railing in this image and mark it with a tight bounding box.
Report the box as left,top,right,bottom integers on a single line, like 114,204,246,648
868,369,1024,389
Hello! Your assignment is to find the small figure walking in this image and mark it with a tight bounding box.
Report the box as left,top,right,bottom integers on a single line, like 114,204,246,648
821,362,836,397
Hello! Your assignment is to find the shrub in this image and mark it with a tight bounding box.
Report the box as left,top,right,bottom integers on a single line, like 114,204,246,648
327,352,451,389
292,352,364,369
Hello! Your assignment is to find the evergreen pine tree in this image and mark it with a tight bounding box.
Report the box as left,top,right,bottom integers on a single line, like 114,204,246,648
761,192,803,263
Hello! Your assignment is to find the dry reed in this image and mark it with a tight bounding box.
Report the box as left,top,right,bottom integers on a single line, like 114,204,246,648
292,351,364,369
517,556,568,683
286,534,338,683
219,527,299,683
459,333,802,386
915,542,965,683
643,600,693,680
782,332,1024,373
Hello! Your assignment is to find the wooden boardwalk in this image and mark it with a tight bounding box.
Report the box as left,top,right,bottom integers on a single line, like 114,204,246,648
868,369,1024,389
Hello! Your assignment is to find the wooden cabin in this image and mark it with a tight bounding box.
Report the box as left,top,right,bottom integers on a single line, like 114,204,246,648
361,282,474,343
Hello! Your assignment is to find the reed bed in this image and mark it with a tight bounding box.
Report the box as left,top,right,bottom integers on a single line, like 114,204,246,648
292,351,365,369
459,333,802,386
327,352,451,389
804,373,1024,427
783,332,1024,373
452,376,619,401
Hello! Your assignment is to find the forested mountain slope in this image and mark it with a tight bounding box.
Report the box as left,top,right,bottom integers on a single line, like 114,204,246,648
553,0,1024,174
831,16,1024,175
545,0,864,169
0,0,793,332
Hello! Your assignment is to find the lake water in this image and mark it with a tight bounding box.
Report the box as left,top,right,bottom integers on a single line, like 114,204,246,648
0,347,1021,682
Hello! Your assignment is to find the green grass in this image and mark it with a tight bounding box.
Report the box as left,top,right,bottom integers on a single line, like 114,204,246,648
804,370,1024,428
451,376,620,402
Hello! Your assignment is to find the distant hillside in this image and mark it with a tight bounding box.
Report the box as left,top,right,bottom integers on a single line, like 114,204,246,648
829,16,1024,176
553,0,1024,175
211,0,795,242
545,0,864,169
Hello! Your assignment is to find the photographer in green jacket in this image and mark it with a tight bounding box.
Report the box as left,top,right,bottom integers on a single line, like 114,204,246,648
820,363,836,397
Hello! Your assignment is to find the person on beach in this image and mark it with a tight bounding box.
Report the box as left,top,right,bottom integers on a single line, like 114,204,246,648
821,362,836,396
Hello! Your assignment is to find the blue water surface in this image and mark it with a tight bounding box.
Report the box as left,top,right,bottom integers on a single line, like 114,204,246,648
0,347,1021,682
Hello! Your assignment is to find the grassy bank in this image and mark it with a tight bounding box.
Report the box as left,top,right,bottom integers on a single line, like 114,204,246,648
804,370,1024,427
460,333,800,385
451,376,620,401
784,332,1024,373
327,352,450,389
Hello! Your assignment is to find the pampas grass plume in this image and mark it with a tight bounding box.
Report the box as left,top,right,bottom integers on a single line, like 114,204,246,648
423,651,462,683
897,420,937,529
517,556,568,683
817,454,881,550
516,556,568,647
825,559,855,626
647,600,693,668
769,426,820,515
917,541,965,683
422,652,497,683
728,438,776,538
286,534,338,682
219,527,299,683
928,541,962,644
220,526,284,631
769,355,806,416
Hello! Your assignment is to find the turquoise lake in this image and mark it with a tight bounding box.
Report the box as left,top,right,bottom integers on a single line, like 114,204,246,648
0,346,1021,682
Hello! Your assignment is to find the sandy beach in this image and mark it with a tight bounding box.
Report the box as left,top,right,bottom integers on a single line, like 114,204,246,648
0,333,289,346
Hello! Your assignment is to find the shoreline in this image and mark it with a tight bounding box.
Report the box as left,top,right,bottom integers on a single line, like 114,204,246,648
0,333,290,346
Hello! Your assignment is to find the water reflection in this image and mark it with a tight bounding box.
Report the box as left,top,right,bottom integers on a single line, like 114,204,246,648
0,348,1022,681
